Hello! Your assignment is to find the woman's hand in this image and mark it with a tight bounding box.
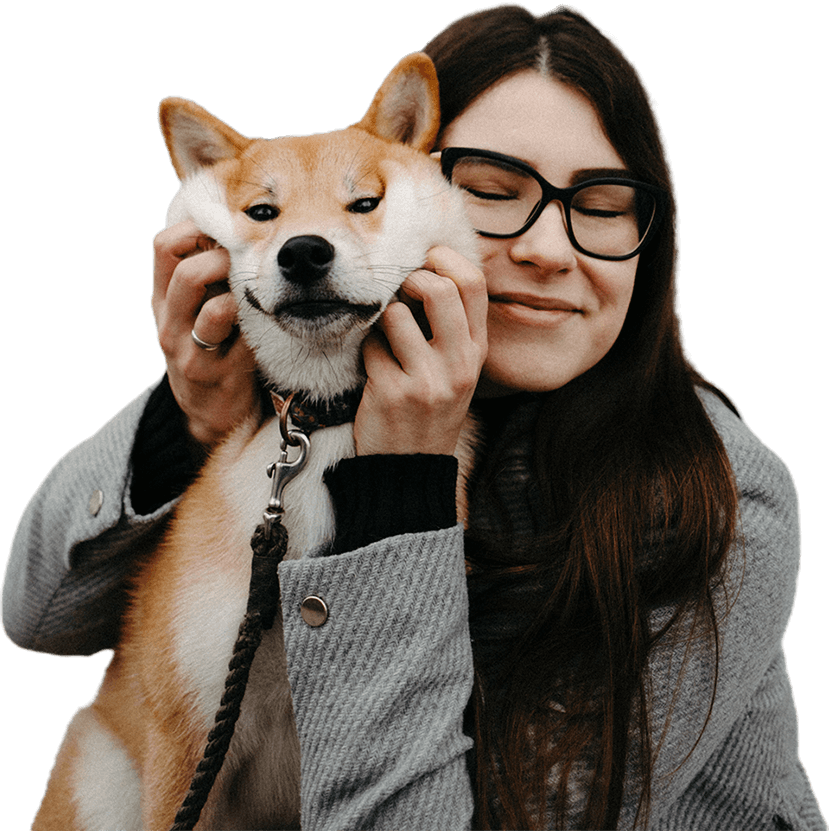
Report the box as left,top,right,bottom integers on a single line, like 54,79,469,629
152,220,260,448
355,246,488,456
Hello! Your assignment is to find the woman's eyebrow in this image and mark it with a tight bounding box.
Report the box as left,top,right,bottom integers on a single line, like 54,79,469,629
570,167,635,185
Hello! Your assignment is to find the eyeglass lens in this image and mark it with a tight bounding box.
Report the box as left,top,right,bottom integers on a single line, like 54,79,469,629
448,155,657,258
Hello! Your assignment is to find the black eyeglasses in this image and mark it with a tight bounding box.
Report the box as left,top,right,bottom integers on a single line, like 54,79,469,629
440,147,668,261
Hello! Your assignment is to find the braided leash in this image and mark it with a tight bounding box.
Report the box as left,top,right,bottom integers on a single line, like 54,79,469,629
169,400,310,831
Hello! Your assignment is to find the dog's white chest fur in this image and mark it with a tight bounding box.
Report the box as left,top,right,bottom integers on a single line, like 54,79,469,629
171,418,353,722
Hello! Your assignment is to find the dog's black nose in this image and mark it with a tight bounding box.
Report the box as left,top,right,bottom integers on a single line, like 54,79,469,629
278,235,335,284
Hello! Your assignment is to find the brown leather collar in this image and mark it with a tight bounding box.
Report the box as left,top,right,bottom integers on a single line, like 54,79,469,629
268,387,363,433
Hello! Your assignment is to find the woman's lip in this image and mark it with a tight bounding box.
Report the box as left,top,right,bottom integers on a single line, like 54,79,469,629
488,296,582,328
489,293,583,313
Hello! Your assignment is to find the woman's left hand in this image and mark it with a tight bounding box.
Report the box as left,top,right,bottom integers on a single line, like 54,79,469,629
354,246,488,456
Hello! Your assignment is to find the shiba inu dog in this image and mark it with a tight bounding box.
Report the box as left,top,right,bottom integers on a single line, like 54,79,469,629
33,53,479,831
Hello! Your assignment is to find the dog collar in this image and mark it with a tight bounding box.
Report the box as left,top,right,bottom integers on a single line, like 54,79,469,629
268,387,363,433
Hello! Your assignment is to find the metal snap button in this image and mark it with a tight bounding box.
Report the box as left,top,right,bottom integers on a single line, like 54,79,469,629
88,489,104,517
300,595,328,627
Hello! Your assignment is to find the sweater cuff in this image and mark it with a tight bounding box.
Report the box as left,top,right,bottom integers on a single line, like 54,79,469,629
129,375,207,516
323,454,458,555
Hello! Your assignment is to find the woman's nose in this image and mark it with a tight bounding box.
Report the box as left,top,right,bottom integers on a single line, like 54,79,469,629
507,202,578,273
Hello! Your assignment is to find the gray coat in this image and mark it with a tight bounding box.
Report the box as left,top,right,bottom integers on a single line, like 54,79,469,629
4,388,825,829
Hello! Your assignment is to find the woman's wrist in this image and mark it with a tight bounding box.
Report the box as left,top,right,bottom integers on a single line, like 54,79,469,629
323,454,458,555
130,375,208,515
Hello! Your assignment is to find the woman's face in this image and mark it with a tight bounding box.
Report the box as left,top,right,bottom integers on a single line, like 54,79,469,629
440,71,639,396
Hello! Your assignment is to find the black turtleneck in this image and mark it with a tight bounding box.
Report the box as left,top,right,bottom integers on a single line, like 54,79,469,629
129,377,461,552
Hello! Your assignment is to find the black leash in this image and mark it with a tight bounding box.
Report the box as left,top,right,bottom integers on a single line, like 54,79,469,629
169,396,311,831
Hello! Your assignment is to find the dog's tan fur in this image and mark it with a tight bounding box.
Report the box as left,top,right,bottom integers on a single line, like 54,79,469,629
34,54,478,830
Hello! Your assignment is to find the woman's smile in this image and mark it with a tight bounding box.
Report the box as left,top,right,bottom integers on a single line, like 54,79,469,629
488,292,583,327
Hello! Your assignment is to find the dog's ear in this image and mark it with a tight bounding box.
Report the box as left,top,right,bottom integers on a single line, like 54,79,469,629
160,98,250,180
357,53,440,152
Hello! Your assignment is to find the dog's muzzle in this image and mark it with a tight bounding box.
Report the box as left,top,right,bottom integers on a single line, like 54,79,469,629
245,234,382,336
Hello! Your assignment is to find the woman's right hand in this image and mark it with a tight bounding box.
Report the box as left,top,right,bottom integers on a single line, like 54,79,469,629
152,220,260,448
354,246,488,457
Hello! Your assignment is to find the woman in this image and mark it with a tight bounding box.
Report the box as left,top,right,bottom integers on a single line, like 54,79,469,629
4,6,825,830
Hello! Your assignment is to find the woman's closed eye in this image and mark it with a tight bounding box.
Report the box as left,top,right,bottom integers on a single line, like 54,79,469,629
465,187,518,201
573,206,627,218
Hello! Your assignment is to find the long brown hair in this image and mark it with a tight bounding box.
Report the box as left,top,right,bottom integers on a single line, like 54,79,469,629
424,7,740,828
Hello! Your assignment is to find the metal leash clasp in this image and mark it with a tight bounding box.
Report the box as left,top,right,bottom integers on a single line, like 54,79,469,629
263,395,311,539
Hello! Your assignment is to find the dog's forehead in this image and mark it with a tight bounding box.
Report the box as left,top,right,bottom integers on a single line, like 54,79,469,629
229,128,401,202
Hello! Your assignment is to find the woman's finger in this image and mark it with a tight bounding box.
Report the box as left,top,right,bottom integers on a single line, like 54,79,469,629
421,245,489,349
191,290,238,352
153,221,216,303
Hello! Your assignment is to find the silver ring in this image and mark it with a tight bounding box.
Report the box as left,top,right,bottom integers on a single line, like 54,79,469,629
191,330,222,352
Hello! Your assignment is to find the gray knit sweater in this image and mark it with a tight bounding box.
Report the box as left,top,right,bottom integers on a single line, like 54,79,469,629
3,388,826,830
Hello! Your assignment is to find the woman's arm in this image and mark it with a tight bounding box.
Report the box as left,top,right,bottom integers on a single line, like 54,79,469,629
272,249,487,829
279,524,475,831
3,386,166,655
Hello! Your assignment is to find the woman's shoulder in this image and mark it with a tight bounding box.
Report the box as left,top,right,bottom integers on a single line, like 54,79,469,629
696,386,800,603
696,386,797,506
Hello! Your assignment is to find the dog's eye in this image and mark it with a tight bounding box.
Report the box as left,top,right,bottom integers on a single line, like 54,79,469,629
347,197,381,214
245,204,280,222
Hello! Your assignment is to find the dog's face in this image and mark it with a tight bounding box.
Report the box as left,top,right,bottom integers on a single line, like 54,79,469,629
220,131,400,346
161,54,478,399
176,130,456,394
